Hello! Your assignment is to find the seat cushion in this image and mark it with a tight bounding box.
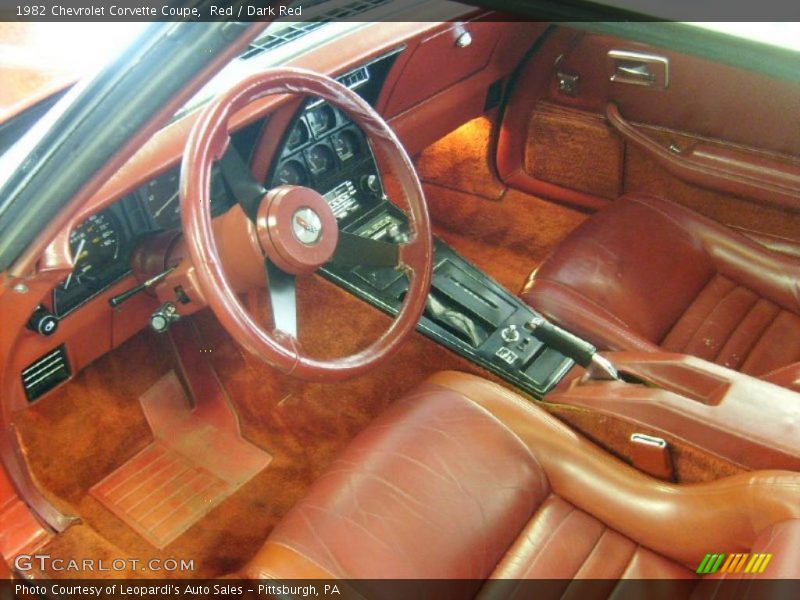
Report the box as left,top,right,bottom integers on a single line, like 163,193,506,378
521,194,800,379
242,372,800,583
489,494,692,580
245,381,550,581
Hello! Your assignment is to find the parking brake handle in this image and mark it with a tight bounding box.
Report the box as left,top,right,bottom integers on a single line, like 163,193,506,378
524,316,618,380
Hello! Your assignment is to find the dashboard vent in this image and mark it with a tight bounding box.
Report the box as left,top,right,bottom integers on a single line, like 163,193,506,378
240,0,392,60
339,67,370,89
317,0,392,19
22,345,71,402
240,23,325,60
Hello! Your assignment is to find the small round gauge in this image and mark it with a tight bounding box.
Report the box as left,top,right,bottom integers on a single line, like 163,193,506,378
286,119,310,150
331,130,360,161
306,144,336,177
60,213,120,293
275,160,309,186
306,105,336,135
142,169,181,229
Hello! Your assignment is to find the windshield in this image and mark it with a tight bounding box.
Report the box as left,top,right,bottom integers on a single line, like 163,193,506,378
0,22,147,117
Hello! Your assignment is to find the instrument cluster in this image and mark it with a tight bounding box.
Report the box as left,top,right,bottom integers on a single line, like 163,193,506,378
272,103,366,191
269,100,383,226
51,166,235,317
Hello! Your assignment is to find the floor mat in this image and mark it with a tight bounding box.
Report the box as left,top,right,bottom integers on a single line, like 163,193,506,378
425,183,587,293
90,371,271,549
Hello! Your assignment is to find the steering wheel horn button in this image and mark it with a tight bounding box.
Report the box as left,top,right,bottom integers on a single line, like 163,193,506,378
257,185,338,275
291,207,323,245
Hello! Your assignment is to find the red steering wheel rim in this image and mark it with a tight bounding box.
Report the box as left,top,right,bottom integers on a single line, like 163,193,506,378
181,67,433,382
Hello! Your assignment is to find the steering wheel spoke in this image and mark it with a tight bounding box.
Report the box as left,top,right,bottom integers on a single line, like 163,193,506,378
330,231,400,268
265,259,297,338
218,146,267,221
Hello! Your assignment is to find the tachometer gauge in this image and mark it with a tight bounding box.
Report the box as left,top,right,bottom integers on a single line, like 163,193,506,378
275,160,309,186
306,144,336,177
142,169,181,229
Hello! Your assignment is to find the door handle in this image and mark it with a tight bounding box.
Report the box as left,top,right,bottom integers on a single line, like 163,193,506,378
607,50,669,88
615,63,656,83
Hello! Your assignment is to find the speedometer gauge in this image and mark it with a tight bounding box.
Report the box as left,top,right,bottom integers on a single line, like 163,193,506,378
53,213,122,316
64,214,120,288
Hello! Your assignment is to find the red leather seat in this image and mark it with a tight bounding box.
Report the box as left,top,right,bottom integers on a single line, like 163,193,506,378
521,194,800,388
242,372,800,585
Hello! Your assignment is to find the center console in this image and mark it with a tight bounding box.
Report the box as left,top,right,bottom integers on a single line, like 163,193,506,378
548,351,800,472
324,211,574,396
266,73,574,397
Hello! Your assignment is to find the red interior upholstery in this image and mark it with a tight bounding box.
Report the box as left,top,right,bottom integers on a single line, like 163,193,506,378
521,194,800,382
241,372,800,584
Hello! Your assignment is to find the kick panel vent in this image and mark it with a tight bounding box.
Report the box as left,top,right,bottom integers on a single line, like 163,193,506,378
22,345,70,402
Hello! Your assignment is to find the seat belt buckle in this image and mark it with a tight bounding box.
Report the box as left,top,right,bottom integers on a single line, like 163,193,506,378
630,433,674,481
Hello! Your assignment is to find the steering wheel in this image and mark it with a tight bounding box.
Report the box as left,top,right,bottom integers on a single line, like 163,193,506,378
180,68,433,382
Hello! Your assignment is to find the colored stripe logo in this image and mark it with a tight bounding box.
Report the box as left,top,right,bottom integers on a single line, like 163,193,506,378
696,552,772,574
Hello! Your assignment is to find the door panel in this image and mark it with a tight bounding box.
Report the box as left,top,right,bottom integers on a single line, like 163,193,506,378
525,102,623,199
498,27,800,243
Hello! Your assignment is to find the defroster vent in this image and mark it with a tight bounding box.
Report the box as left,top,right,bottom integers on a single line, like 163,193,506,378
22,345,70,402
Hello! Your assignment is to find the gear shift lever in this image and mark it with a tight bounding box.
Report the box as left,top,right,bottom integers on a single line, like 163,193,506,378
425,294,483,347
524,316,618,380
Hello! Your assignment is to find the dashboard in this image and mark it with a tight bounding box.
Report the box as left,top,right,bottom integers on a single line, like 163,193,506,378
50,53,401,320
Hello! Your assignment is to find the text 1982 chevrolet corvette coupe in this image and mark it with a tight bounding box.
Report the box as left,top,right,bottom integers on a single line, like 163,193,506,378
0,1,798,596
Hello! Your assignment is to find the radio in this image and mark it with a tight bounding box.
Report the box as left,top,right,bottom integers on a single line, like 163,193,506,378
323,180,360,220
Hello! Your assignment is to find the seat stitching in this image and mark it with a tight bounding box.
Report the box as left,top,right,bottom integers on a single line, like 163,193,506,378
531,279,634,330
619,544,642,579
758,360,800,381
658,270,721,349
709,290,760,363
520,500,579,575
572,524,616,578
680,278,753,357
725,301,782,370
662,273,728,350
628,195,714,245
